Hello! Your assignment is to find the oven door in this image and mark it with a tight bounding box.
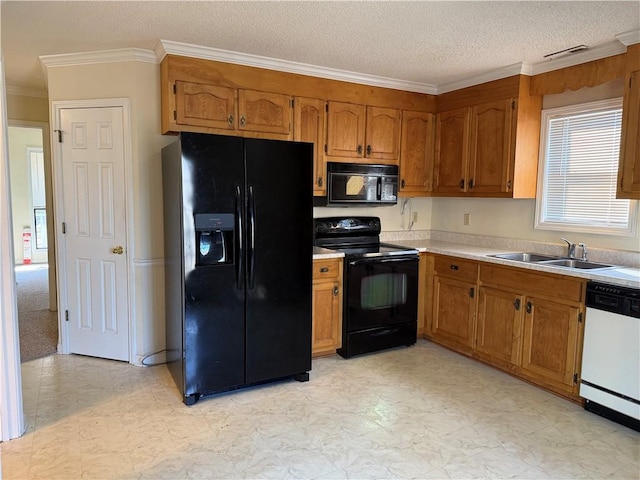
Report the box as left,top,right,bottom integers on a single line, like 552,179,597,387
346,255,419,332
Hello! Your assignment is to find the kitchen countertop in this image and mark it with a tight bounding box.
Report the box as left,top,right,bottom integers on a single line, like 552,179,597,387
312,246,345,260
391,239,640,289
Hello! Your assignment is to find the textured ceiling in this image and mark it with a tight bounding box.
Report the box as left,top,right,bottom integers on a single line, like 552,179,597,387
1,1,639,95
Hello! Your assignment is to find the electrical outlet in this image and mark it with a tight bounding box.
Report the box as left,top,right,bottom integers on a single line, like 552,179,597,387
463,213,470,225
412,212,418,223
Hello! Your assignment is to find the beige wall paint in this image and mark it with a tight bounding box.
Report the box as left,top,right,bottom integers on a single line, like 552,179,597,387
6,94,48,123
430,79,639,253
314,197,433,231
7,126,47,264
46,60,174,363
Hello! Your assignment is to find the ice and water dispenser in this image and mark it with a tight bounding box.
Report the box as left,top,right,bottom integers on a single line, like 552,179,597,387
195,213,234,266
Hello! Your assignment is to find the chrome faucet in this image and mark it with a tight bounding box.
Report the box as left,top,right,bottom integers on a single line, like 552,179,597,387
578,242,588,261
561,237,576,258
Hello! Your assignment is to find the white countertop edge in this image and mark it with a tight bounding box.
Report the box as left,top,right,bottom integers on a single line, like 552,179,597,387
312,247,345,260
391,239,640,289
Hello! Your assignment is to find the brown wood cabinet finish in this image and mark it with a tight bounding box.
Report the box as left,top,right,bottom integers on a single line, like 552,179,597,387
237,90,292,136
399,111,434,194
365,106,402,161
425,255,586,401
312,258,343,357
618,68,640,198
433,107,471,193
326,101,366,158
175,81,236,130
294,97,327,195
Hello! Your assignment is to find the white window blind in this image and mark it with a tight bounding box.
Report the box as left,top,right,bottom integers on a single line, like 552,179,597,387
536,99,635,235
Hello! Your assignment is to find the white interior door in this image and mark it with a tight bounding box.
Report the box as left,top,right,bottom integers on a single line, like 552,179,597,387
59,106,129,361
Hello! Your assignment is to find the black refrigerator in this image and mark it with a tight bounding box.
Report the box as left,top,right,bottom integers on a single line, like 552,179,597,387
162,132,313,405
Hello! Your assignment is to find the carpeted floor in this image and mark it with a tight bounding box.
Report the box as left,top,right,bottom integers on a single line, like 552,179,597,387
16,265,58,362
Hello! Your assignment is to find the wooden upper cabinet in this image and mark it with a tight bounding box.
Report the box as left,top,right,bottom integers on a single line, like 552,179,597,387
365,106,402,160
434,75,541,198
238,89,292,136
294,97,327,195
175,81,236,130
618,69,640,198
326,101,402,164
326,101,366,158
399,111,434,194
433,107,471,193
469,99,515,194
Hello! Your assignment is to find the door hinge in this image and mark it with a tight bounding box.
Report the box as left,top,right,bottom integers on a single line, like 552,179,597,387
65,310,69,322
325,103,329,113
173,111,177,121
578,312,583,323
62,222,66,234
290,98,294,108
54,129,63,143
573,373,578,384
511,100,516,110
324,144,327,154
173,83,177,94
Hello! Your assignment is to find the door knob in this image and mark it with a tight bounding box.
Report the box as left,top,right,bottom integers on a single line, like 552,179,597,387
112,246,124,255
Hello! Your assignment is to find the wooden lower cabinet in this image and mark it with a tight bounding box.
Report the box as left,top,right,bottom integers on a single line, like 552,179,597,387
425,256,586,401
312,258,343,357
521,296,581,390
476,286,524,367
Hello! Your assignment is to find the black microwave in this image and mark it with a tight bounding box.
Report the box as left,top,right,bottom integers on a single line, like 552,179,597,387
325,162,398,207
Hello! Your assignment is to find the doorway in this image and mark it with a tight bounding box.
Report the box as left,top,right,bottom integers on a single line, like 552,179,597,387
7,124,58,362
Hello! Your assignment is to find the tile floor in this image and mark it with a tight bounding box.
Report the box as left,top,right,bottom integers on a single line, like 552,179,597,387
1,340,638,479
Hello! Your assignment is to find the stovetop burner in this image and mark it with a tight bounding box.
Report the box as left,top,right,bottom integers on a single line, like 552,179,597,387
314,216,418,258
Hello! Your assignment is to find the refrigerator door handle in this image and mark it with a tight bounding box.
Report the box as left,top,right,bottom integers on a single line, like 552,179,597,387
248,185,256,289
235,185,243,290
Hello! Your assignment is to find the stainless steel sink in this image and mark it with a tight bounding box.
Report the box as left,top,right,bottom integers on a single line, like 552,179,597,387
540,259,614,270
489,252,560,262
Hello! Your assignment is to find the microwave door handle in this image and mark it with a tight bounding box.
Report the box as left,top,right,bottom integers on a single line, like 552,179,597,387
376,177,382,200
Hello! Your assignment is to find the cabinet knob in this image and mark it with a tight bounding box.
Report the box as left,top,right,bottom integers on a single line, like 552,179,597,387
357,145,363,155
459,179,465,189
514,298,521,311
318,177,323,187
469,287,475,299
401,179,406,189
333,286,339,296
320,267,329,273
469,179,474,189
240,115,246,128
228,114,234,126
366,144,372,156
450,264,459,270
526,301,532,314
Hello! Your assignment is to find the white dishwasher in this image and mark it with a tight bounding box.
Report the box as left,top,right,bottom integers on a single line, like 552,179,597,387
580,282,640,431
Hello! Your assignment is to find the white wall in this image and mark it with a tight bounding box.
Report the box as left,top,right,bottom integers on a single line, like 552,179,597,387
46,60,174,363
7,126,47,264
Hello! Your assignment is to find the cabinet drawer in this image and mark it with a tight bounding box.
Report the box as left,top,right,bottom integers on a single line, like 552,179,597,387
434,256,478,283
480,264,585,303
313,259,342,282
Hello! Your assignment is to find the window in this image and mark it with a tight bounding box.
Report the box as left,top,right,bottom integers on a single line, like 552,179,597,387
535,98,636,235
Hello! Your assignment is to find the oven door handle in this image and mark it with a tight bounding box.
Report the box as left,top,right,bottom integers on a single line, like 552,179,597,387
349,256,416,266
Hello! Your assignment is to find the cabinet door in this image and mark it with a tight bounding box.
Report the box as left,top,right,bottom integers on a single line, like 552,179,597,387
476,286,524,366
469,99,514,195
399,111,434,194
434,107,471,193
175,81,236,130
312,279,341,357
294,97,327,195
238,89,292,136
326,101,366,158
432,275,476,349
521,296,580,390
618,70,640,198
365,106,401,162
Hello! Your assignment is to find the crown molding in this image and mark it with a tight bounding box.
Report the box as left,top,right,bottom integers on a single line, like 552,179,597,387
529,40,627,76
616,29,640,46
156,39,438,95
40,48,157,69
437,63,532,94
4,85,47,99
